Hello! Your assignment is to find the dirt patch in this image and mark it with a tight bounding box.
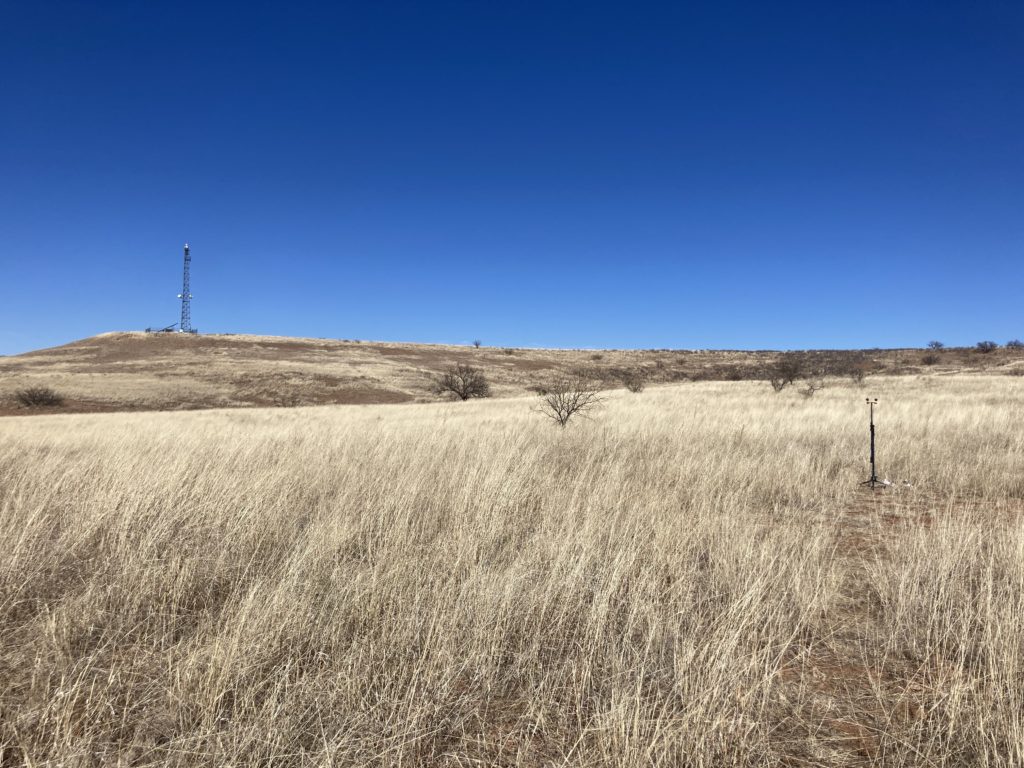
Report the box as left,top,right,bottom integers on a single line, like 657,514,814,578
325,388,414,404
772,490,1024,765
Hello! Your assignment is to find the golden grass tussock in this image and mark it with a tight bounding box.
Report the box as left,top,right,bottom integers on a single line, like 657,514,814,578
1,376,1022,766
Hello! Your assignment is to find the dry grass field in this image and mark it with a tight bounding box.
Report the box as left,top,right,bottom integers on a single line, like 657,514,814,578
1,373,1022,766
3,332,1022,415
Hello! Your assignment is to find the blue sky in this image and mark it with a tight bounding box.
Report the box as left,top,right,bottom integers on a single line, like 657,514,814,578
2,1,1021,354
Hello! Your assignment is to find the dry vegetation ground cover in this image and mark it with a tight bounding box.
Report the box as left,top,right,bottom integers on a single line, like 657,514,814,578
1,375,1022,766
3,332,1022,415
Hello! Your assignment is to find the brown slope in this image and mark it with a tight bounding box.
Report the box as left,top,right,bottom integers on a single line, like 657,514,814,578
0,331,1020,415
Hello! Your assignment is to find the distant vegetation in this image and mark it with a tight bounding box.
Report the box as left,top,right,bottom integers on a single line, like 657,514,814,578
5,332,1024,418
15,386,63,407
618,368,648,393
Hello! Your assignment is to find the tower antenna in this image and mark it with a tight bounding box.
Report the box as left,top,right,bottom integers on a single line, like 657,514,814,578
177,242,196,334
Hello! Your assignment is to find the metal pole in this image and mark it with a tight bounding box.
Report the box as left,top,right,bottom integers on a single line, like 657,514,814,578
864,398,879,487
869,400,876,485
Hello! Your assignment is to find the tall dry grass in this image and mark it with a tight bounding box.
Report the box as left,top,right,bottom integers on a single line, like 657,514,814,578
0,376,1021,766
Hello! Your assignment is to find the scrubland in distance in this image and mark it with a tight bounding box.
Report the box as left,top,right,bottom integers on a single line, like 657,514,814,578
0,376,1022,766
5,331,1023,414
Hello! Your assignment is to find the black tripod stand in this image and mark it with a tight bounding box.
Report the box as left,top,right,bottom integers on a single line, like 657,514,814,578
861,397,882,487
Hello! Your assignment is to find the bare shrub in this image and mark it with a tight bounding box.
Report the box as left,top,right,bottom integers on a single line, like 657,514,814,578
590,353,604,361
921,354,940,366
798,378,825,398
1007,339,1024,349
15,386,64,407
502,348,515,356
435,364,491,401
927,340,944,350
976,341,999,353
618,368,647,393
765,352,806,392
536,372,603,427
472,339,482,349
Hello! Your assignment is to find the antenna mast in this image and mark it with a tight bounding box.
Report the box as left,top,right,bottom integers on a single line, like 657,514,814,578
177,242,195,333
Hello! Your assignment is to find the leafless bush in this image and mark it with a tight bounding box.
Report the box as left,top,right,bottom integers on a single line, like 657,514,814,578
927,340,944,350
472,339,482,349
590,353,604,361
618,368,647,393
765,352,806,392
922,354,940,366
435,364,491,401
502,348,515,356
1007,339,1023,349
976,341,999,353
798,378,825,398
536,373,603,427
15,386,64,407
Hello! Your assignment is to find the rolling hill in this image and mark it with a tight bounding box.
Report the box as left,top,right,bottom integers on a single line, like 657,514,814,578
0,331,1019,415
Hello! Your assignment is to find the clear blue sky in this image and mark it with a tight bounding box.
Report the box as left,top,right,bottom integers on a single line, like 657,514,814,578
2,1,1021,354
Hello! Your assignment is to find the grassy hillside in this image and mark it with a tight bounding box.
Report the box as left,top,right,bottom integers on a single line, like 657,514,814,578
1,376,1022,765
2,331,1021,415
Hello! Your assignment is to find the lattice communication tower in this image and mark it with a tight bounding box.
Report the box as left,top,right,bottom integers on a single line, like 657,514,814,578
177,242,196,333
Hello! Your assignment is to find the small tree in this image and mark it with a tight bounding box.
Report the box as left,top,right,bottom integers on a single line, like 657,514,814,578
765,352,806,392
472,339,482,349
435,364,491,401
15,386,64,407
536,372,603,427
619,368,647,393
1007,339,1024,349
927,340,944,350
976,341,999,353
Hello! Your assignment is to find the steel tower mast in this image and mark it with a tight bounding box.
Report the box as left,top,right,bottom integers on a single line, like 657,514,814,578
177,243,194,333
